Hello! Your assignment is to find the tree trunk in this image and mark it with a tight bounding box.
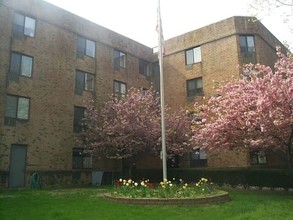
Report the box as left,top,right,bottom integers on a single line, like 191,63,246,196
288,149,293,169
287,128,293,169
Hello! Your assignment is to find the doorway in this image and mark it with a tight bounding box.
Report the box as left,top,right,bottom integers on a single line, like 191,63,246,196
9,144,27,188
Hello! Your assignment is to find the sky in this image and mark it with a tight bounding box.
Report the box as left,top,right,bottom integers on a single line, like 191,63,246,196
44,0,292,48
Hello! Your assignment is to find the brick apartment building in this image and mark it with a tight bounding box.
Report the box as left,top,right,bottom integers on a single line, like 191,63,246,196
0,0,287,187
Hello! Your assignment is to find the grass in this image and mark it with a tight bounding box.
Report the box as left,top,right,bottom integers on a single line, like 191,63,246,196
0,187,292,220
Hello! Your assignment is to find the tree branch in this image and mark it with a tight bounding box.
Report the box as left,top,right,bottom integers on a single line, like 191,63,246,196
276,0,293,6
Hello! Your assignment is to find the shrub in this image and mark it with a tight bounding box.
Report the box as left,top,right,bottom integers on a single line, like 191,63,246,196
134,168,293,189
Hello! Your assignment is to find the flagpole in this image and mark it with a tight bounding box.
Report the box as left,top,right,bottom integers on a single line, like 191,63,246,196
160,49,167,181
157,0,167,181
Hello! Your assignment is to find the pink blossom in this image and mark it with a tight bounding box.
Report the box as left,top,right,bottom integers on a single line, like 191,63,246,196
192,48,293,167
77,88,193,159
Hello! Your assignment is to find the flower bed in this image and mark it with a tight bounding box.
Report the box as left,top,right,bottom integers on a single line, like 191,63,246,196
104,178,230,205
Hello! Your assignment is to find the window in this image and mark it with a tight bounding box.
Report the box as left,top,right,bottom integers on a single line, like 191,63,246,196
72,148,92,169
73,106,85,133
240,35,256,64
185,46,201,65
240,35,255,53
190,148,207,167
187,77,203,97
114,50,126,68
167,155,179,168
13,13,35,37
113,81,127,97
75,70,94,95
151,61,160,91
250,150,267,165
139,59,149,76
77,36,95,58
9,52,33,79
5,95,30,126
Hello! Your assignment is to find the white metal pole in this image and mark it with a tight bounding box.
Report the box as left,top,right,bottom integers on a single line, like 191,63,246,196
157,0,167,181
159,54,167,181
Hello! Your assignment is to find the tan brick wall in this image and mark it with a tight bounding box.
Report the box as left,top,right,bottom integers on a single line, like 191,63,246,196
0,0,288,188
0,3,12,173
158,17,285,169
162,16,284,111
3,8,78,172
93,156,122,172
163,35,240,111
0,0,152,186
207,149,249,168
125,153,162,169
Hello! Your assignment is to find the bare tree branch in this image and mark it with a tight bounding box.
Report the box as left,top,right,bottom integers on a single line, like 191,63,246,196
276,0,293,7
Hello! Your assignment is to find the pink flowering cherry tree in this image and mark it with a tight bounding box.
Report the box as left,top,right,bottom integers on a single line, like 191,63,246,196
165,107,193,158
77,87,193,160
78,88,161,159
192,48,293,167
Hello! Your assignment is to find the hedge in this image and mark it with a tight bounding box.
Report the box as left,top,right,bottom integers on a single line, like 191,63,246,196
133,168,293,189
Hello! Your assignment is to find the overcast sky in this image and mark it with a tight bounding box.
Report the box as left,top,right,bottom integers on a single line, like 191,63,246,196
44,0,292,48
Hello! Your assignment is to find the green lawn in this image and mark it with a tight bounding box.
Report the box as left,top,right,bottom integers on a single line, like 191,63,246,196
0,187,292,220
